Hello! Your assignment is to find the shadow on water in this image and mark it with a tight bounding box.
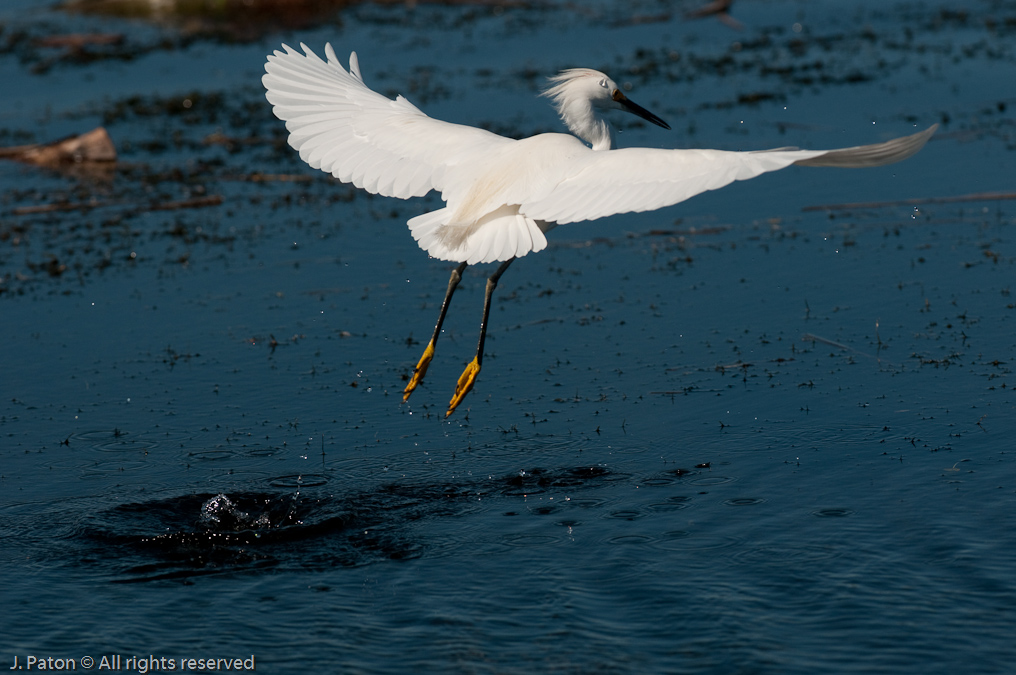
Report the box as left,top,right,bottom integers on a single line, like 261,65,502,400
78,464,627,583
85,490,425,582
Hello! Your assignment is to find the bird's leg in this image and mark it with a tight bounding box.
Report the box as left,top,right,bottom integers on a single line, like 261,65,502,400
447,257,515,417
403,261,468,402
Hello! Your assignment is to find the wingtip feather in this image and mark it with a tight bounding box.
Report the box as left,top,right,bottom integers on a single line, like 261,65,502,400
794,124,937,168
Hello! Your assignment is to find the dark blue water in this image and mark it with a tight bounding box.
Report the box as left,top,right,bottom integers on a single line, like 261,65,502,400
2,0,1015,672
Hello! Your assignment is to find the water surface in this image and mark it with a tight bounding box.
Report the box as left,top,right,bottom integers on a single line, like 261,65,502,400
2,0,1015,672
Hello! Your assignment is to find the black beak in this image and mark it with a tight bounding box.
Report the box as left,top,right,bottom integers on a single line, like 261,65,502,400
613,89,671,130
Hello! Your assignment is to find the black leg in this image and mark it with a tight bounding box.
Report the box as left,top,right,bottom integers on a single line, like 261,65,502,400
447,257,515,417
403,261,468,402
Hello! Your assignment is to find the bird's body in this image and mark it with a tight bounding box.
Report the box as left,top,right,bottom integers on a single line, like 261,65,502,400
263,43,935,416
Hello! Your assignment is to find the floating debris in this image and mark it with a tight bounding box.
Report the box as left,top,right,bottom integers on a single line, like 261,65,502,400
34,33,125,49
0,127,117,167
685,0,743,31
59,0,532,36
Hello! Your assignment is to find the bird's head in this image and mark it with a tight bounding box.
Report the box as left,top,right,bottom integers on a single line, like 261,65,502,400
542,68,670,150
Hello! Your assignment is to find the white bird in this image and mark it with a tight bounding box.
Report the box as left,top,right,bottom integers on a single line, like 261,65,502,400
262,43,935,417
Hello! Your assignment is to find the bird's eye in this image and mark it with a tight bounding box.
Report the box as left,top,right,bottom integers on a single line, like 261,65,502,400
598,78,608,88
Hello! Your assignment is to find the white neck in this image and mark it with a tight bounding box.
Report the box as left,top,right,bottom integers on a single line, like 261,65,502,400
560,99,615,151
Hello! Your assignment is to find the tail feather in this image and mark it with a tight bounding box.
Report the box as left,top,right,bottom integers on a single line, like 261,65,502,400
408,206,548,264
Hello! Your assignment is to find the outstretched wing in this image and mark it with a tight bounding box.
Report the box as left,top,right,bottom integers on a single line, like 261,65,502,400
262,43,512,199
520,125,937,224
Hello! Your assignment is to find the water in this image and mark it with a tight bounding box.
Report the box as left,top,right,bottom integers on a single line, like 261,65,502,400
2,0,1015,672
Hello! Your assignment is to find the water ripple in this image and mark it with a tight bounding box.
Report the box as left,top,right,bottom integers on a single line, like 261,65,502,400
267,473,332,488
813,508,855,518
651,533,742,551
604,509,645,521
501,534,561,548
723,497,766,507
187,449,234,461
607,535,653,546
732,545,840,564
689,475,738,487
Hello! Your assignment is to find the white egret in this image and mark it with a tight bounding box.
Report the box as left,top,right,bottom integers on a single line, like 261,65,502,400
262,43,935,417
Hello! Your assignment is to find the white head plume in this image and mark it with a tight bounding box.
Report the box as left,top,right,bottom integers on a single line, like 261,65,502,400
542,68,670,151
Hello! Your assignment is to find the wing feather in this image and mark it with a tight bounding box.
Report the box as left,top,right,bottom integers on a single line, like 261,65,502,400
263,43,512,200
521,126,936,224
792,124,937,167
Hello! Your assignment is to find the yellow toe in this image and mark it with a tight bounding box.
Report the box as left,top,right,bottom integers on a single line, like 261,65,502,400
446,357,481,417
403,341,436,402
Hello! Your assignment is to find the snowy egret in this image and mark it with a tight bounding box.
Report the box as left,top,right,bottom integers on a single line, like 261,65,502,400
263,43,935,417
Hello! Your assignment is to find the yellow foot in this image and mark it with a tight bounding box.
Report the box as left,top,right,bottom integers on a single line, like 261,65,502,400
403,341,436,402
446,356,481,417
